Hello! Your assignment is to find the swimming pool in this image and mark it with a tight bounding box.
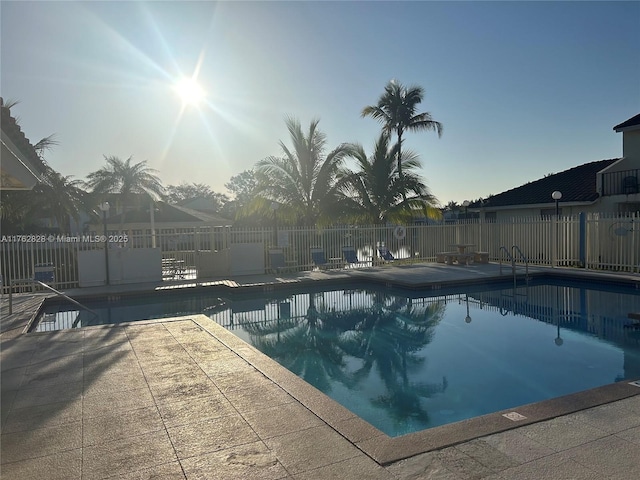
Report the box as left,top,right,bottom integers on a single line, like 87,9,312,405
35,278,640,436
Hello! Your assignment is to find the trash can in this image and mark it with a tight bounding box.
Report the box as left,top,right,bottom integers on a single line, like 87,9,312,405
34,263,55,283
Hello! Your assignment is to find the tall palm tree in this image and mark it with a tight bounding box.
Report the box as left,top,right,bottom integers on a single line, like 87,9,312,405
362,80,443,187
251,117,351,226
341,133,441,224
85,155,164,220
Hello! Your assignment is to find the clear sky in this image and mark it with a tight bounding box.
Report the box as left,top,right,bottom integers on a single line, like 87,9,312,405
2,1,639,206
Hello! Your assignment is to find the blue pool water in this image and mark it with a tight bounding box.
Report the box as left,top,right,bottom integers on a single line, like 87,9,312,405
36,278,640,436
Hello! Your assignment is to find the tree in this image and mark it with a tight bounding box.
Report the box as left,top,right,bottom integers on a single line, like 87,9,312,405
225,169,257,209
341,133,441,225
251,117,351,226
164,182,228,213
362,80,442,189
33,167,87,233
85,156,164,220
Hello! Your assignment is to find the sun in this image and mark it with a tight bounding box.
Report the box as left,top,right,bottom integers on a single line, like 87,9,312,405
174,77,206,106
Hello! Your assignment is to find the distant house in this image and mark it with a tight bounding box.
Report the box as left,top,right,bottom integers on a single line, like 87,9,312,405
469,113,640,220
0,100,48,190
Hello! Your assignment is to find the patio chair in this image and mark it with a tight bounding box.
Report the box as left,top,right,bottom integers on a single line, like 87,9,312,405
378,246,395,262
342,246,361,267
310,247,329,270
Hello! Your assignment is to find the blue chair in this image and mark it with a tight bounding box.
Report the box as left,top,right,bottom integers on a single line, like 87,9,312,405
378,246,394,262
342,246,360,266
311,247,329,270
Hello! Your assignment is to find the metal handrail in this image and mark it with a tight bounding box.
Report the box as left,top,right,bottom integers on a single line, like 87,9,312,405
498,245,529,287
8,278,98,318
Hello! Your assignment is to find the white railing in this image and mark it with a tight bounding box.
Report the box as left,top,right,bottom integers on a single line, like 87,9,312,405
1,213,638,293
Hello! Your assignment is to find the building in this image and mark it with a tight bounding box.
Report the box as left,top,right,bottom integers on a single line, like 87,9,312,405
469,113,640,220
1,99,48,190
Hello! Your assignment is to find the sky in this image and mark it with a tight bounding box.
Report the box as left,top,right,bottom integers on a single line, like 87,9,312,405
1,1,639,206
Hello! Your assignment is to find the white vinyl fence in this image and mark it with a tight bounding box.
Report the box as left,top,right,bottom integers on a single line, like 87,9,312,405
1,213,638,293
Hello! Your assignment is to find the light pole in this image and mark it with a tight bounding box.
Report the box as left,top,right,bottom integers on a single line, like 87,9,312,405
462,200,470,220
552,191,562,217
99,202,110,285
551,191,562,268
270,202,279,246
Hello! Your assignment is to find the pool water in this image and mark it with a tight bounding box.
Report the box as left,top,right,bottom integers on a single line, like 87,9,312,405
36,279,640,437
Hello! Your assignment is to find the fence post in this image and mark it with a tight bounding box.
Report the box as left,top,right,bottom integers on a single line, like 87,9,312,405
579,212,586,268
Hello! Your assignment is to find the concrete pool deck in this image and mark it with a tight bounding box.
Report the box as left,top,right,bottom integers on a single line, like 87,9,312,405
2,263,640,479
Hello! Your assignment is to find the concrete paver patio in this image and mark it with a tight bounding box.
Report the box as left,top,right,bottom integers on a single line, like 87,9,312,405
2,263,640,479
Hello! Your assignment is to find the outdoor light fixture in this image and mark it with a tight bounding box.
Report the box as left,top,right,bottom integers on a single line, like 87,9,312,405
462,200,470,220
552,191,562,217
99,202,110,285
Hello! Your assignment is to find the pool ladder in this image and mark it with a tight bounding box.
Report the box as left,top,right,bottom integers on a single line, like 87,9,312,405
499,245,530,287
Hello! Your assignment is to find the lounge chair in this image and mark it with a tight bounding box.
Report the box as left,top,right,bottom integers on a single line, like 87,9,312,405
311,247,329,270
342,246,360,267
378,246,394,262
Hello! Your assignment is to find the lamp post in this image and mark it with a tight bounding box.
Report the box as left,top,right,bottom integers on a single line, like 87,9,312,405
552,191,562,217
99,202,110,285
551,191,562,268
270,202,279,246
462,200,470,220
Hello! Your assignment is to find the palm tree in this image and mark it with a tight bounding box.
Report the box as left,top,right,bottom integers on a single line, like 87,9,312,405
250,117,351,226
362,80,442,187
85,155,164,220
33,167,87,233
341,133,441,224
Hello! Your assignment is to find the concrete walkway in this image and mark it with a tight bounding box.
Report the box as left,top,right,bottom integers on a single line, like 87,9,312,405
2,264,640,479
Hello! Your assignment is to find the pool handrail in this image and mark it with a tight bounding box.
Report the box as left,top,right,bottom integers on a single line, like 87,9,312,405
8,278,98,320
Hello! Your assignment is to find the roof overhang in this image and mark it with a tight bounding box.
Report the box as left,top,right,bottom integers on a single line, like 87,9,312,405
469,199,600,212
1,131,44,190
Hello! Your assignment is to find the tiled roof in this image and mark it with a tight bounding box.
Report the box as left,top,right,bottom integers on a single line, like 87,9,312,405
613,113,640,131
469,158,619,209
104,201,232,225
0,100,48,175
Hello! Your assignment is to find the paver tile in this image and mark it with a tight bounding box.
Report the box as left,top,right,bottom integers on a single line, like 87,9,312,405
480,428,555,463
82,429,177,480
492,452,601,480
156,393,236,427
516,415,608,451
181,440,288,480
569,401,640,433
242,401,324,439
295,454,394,480
82,386,155,416
167,414,259,458
264,425,360,474
83,405,165,446
0,448,81,480
223,382,296,412
563,434,640,477
2,399,82,433
11,380,83,409
0,420,81,463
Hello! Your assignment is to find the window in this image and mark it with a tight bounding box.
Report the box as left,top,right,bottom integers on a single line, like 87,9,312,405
484,211,497,223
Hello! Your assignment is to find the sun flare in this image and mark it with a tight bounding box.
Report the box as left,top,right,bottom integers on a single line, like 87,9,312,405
174,77,206,106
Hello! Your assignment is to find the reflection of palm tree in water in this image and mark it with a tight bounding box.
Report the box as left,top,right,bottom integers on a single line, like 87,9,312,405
238,289,447,431
239,293,357,392
347,291,448,431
